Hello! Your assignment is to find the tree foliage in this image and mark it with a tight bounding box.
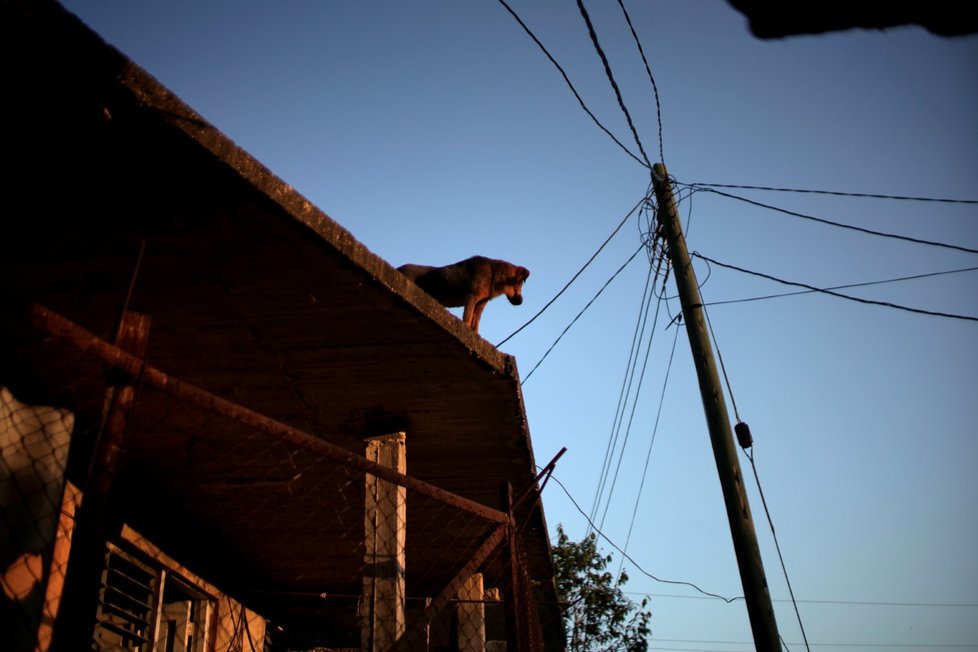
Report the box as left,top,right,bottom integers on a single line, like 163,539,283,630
552,524,652,652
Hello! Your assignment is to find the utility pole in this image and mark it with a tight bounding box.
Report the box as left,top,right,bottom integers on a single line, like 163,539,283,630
651,163,781,651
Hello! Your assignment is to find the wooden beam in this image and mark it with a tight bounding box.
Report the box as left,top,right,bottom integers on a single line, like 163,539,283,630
52,310,150,651
30,304,508,525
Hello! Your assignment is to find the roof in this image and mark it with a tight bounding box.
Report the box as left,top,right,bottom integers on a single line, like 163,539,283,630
0,1,562,647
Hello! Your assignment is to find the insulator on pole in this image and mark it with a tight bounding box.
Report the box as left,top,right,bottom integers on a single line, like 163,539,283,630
735,421,753,449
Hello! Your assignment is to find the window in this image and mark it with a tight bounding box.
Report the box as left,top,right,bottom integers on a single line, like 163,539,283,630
93,547,213,652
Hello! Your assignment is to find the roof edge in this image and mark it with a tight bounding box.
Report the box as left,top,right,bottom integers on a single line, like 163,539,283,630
60,1,519,377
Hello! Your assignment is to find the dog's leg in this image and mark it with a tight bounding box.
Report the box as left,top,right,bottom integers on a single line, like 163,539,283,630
462,296,478,332
471,305,483,333
463,295,491,334
470,299,489,334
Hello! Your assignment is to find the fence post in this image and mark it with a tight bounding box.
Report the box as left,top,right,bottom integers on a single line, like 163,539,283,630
500,482,524,652
362,432,406,652
390,522,509,652
457,572,486,652
51,310,150,651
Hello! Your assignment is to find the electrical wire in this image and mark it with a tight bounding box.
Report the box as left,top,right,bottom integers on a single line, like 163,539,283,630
616,0,665,164
702,300,740,422
692,252,978,323
677,178,701,236
702,300,811,652
688,186,978,255
590,229,661,518
648,646,755,652
684,181,978,205
651,638,978,649
590,200,670,536
616,321,681,577
627,592,978,607
701,265,978,308
497,196,646,348
589,260,658,532
521,244,645,383
596,280,664,531
547,471,742,603
494,0,648,168
576,0,652,169
745,445,811,652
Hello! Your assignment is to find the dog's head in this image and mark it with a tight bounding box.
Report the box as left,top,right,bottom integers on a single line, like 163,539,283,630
503,266,530,305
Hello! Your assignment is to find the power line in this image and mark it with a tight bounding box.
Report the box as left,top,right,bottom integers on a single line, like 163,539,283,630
650,647,755,652
521,244,645,383
494,0,648,167
687,186,978,255
649,647,754,652
590,235,666,531
692,252,978,323
684,182,978,205
595,209,675,547
702,266,978,308
652,639,978,649
703,304,741,422
701,300,810,651
596,277,665,531
616,0,665,164
547,470,742,603
617,321,681,576
575,0,652,169
590,260,658,532
628,592,978,608
496,196,646,348
743,442,811,652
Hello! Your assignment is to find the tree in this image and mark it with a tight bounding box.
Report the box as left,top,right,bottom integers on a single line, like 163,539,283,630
552,524,652,652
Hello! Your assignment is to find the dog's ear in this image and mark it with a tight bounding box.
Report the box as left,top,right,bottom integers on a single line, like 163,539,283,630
519,266,530,281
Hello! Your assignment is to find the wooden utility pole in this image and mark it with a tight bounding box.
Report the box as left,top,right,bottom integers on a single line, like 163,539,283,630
651,163,781,651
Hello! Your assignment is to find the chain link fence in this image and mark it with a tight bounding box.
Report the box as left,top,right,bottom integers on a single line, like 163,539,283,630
1,304,549,651
1,385,76,650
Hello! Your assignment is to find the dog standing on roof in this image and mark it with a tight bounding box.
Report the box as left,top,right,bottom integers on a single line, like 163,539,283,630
398,256,530,335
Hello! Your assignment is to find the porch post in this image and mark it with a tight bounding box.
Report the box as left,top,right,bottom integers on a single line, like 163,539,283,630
51,310,150,651
457,572,486,652
362,432,406,651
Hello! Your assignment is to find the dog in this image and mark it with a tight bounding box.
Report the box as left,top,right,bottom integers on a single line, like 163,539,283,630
398,256,530,334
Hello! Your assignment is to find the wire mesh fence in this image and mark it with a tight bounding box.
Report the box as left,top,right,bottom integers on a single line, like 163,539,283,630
1,304,551,651
0,385,76,650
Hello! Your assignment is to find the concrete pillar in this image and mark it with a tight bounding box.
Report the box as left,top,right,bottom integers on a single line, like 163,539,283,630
457,572,486,652
362,433,406,651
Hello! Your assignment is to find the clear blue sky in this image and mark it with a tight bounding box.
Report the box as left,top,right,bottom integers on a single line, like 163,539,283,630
60,1,978,649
